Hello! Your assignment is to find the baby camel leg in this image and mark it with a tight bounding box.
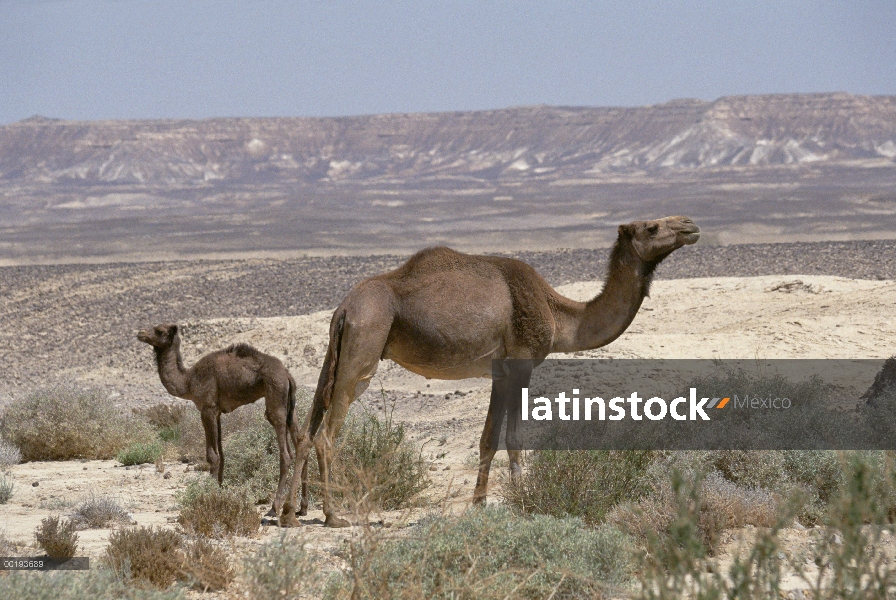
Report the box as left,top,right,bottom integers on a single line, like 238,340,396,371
200,407,223,485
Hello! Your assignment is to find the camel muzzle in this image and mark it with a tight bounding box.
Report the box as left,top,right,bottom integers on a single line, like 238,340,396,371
681,228,700,245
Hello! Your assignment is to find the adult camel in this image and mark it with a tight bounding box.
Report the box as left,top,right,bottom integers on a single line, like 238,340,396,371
281,215,700,527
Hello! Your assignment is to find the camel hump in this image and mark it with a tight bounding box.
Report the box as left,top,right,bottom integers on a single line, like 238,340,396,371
225,343,261,359
381,246,510,283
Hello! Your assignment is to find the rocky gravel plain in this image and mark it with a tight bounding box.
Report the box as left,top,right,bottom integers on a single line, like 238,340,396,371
2,239,895,404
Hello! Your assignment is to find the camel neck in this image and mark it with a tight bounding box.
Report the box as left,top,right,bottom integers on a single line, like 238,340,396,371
154,339,191,398
553,237,657,352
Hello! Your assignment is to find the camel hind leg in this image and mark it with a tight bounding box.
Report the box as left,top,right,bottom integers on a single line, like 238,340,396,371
264,375,295,518
281,292,392,527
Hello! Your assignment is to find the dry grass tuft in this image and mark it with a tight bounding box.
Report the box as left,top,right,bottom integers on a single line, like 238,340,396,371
0,473,13,504
0,440,22,470
34,515,78,559
0,531,18,557
70,494,132,529
241,532,324,599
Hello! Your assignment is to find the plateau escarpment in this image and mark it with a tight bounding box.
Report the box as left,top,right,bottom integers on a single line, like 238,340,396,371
1,93,895,261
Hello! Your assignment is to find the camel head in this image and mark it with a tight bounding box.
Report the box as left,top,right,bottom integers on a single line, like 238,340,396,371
619,215,700,263
136,323,180,349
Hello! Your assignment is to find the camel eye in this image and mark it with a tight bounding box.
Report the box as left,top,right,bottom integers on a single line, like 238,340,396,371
647,224,659,235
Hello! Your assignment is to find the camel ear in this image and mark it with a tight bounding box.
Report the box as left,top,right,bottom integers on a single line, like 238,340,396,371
618,224,633,238
169,324,179,336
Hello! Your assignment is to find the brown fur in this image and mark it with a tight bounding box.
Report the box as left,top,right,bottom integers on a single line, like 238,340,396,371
281,216,699,528
137,324,303,519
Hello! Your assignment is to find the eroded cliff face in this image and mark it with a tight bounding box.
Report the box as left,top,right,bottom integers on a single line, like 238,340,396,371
1,93,895,261
2,93,894,189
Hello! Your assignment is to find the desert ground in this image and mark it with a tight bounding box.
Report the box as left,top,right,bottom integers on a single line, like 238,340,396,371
2,240,896,595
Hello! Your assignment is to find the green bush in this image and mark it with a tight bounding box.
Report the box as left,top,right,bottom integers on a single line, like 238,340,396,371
502,450,655,524
0,569,187,600
116,440,164,466
328,506,632,599
219,398,430,512
221,407,281,504
328,406,431,511
35,515,78,559
0,386,155,461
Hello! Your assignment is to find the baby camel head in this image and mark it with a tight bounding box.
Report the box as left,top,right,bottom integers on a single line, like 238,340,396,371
136,323,180,349
620,215,700,263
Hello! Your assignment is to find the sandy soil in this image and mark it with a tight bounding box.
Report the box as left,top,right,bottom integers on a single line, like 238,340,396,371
3,273,896,594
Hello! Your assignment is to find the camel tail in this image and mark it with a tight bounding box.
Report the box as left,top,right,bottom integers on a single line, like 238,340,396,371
286,375,296,429
309,308,346,438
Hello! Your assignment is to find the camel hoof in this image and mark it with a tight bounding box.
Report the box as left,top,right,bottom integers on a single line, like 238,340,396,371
279,503,299,528
325,515,351,528
297,507,308,517
264,507,277,518
472,495,487,506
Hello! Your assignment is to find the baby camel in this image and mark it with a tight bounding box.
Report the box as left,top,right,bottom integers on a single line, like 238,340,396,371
137,324,301,518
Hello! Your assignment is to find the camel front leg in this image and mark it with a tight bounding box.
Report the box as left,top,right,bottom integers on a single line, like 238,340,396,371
473,408,498,504
504,359,533,485
474,359,531,503
200,408,223,485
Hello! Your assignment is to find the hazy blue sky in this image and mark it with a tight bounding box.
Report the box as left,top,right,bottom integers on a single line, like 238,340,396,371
2,0,895,124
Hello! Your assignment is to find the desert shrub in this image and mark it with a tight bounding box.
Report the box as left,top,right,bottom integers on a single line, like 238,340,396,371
0,439,22,469
634,469,790,599
221,408,281,504
104,525,231,592
328,406,431,511
805,452,896,598
171,410,206,464
609,458,779,555
117,440,164,466
70,494,132,529
172,402,276,466
634,453,896,599
502,449,655,524
135,402,188,435
177,479,259,538
328,506,631,599
0,386,155,461
0,473,13,504
181,537,234,592
0,569,187,599
105,526,183,589
242,532,325,599
35,515,78,559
